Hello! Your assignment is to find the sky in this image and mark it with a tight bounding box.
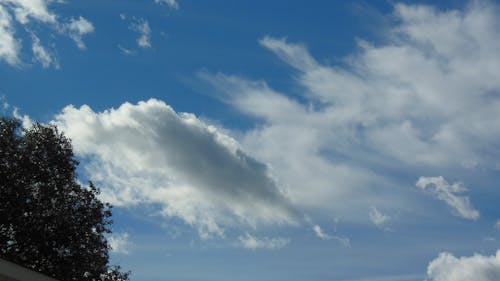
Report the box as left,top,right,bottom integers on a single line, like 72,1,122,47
2,0,500,280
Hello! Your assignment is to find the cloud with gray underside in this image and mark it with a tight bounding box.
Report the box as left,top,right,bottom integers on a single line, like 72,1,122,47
53,99,300,238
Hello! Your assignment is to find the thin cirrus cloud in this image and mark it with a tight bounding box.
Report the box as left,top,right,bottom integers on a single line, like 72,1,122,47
312,225,331,241
0,0,94,67
199,70,397,220
369,207,391,229
416,176,479,220
426,250,500,281
130,18,151,49
0,3,21,65
312,225,350,247
238,233,289,250
154,0,179,10
53,99,300,239
30,32,58,69
119,15,152,52
200,1,500,220
64,16,95,50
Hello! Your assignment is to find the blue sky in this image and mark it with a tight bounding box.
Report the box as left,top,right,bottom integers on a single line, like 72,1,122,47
2,0,500,280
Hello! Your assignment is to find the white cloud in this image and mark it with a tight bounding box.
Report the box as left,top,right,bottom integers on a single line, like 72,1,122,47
53,99,300,238
130,18,151,49
199,72,406,219
238,233,289,250
64,16,94,50
200,1,500,220
0,4,20,65
312,225,350,247
0,96,9,113
495,220,500,230
416,176,479,220
259,36,317,72
313,225,330,240
426,250,500,281
155,0,179,10
12,107,32,129
117,44,136,56
31,32,57,68
369,207,390,228
108,232,131,255
119,15,152,52
0,0,94,66
0,0,56,25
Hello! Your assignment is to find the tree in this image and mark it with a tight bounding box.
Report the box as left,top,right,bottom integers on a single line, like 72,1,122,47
0,118,130,281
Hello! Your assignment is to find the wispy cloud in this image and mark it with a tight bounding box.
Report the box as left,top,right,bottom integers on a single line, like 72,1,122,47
108,232,132,255
0,0,56,25
0,0,94,66
155,0,179,10
416,176,479,220
238,233,289,250
369,207,390,229
313,225,331,240
200,1,500,221
117,44,136,56
312,225,350,247
63,16,95,50
0,4,20,65
1,98,9,112
30,32,58,68
130,18,151,49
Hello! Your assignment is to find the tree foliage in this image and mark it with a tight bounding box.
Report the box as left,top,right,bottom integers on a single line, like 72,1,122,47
0,118,130,281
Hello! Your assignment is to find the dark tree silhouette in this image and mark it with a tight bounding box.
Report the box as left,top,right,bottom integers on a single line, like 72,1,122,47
0,118,130,281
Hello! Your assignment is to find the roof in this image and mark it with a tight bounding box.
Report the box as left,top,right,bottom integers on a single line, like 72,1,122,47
0,259,59,281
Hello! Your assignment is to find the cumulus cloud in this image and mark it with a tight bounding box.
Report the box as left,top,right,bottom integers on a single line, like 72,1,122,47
200,1,500,219
495,220,500,230
155,0,179,10
426,250,500,281
369,207,391,228
0,0,94,66
53,99,300,238
238,233,289,250
130,18,151,49
108,232,131,255
416,176,479,220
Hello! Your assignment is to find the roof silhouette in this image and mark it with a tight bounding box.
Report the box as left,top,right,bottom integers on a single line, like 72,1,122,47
0,259,59,281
